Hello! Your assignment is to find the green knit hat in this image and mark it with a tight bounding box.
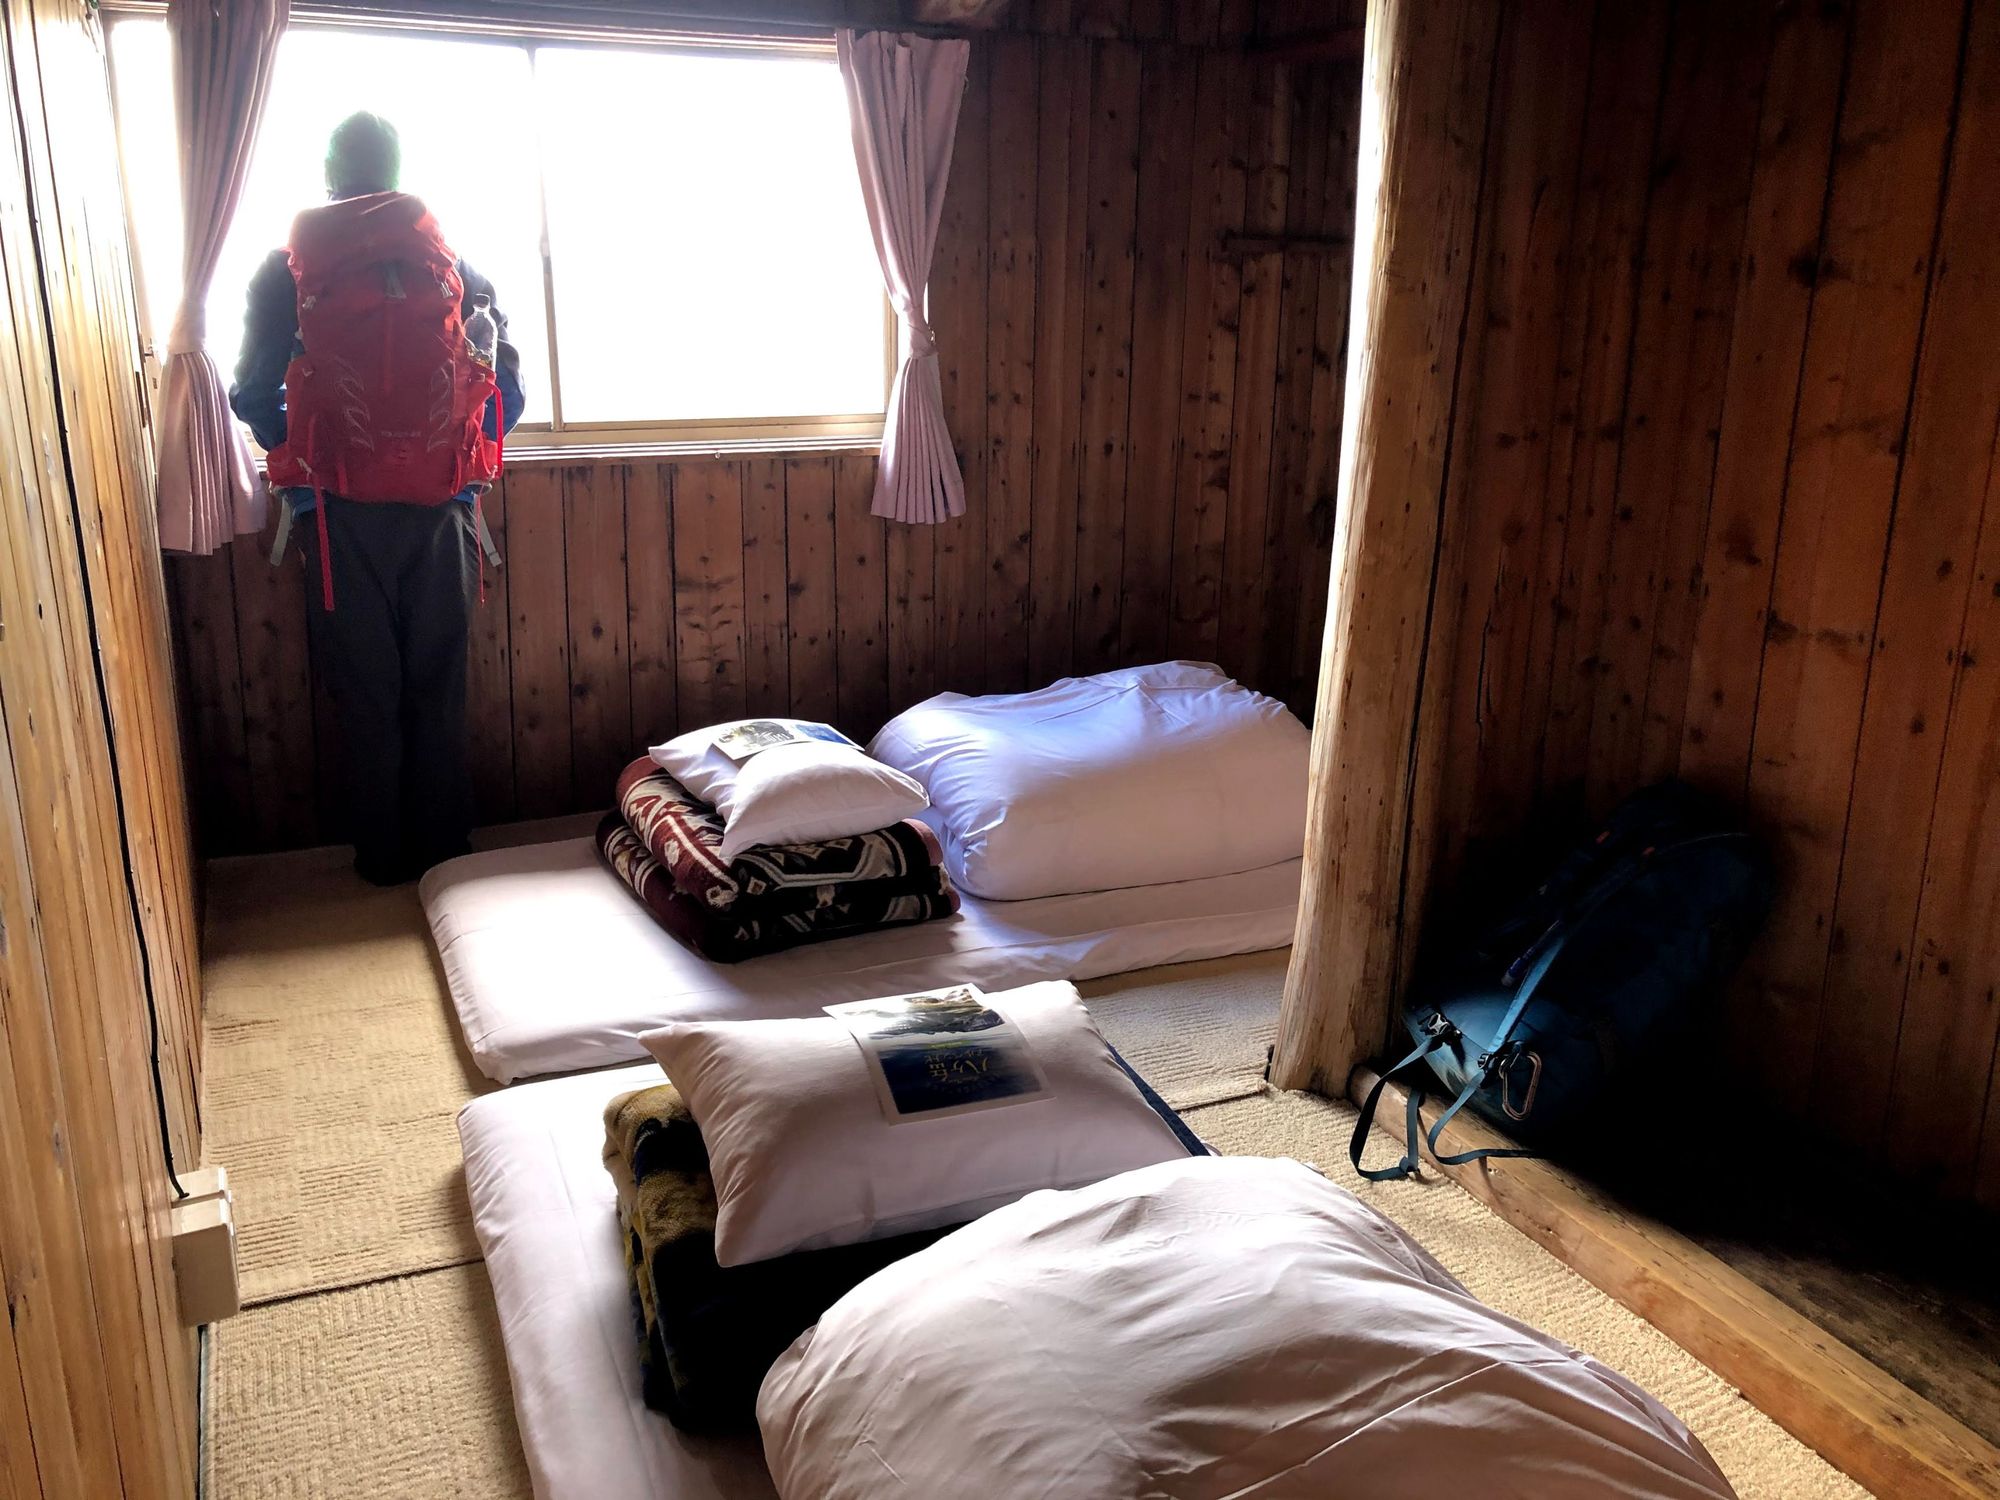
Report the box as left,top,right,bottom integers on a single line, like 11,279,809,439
325,111,401,199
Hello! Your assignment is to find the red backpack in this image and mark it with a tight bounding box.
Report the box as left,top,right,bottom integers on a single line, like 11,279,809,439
266,192,502,600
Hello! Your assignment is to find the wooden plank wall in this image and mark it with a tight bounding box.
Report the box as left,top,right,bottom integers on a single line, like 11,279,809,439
0,1,203,1496
1408,0,2000,1208
165,23,1362,856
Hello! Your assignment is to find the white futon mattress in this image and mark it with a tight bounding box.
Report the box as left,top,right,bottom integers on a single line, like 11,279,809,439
423,836,1301,1082
459,1064,774,1500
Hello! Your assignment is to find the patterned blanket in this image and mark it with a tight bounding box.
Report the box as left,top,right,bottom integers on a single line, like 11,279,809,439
596,813,959,964
615,756,942,912
602,1082,954,1433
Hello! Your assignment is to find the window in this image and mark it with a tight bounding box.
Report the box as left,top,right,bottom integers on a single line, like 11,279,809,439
107,20,891,445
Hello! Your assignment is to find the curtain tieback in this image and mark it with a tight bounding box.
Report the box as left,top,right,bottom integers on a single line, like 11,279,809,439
166,302,208,358
900,317,938,361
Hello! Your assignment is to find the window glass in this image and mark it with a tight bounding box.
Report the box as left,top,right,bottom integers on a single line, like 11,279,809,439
533,45,887,425
107,21,889,435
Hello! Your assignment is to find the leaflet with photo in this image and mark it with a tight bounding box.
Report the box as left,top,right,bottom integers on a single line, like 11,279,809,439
826,986,1049,1123
712,719,857,763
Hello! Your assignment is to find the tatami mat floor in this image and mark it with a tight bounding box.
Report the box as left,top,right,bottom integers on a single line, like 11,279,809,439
198,847,1870,1498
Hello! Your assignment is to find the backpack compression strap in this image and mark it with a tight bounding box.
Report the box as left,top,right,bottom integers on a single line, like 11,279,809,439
1346,942,1554,1183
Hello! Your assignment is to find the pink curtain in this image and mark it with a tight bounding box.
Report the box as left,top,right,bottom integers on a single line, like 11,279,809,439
837,30,969,525
155,0,287,556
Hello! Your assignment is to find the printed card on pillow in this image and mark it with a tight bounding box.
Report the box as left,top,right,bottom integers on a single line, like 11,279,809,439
650,719,929,861
868,661,1310,900
638,981,1189,1266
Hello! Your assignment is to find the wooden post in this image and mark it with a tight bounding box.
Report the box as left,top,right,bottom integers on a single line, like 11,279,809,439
1269,0,1499,1093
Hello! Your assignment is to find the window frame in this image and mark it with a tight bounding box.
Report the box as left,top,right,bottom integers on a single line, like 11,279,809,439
102,7,894,454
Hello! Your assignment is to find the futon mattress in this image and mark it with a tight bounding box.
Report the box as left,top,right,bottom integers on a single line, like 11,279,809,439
422,836,1301,1083
459,1056,1207,1500
460,1064,773,1500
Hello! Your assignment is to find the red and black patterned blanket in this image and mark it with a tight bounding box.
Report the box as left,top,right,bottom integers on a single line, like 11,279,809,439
614,757,943,913
596,814,959,965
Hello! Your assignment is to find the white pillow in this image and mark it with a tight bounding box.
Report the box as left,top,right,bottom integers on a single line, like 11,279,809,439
758,1156,1737,1500
638,981,1189,1267
648,719,928,860
868,661,1310,900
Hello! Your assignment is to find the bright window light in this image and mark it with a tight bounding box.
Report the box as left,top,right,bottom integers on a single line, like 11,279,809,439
106,21,890,437
535,46,888,426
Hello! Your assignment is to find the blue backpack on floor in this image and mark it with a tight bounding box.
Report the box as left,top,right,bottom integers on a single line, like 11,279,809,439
1349,781,1773,1181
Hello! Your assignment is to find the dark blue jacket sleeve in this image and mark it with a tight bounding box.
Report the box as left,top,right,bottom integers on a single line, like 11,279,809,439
458,258,527,438
228,248,299,453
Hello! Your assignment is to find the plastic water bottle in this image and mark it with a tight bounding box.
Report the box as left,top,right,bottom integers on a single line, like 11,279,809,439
465,292,498,367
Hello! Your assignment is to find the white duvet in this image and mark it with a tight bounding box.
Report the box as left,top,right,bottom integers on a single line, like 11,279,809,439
870,661,1311,900
759,1155,1737,1500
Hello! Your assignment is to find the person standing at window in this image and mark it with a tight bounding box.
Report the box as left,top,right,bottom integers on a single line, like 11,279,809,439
232,112,526,885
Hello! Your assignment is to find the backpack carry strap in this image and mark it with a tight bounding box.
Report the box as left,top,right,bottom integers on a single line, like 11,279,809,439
1348,1021,1458,1181
474,505,503,568
268,493,294,567
1348,937,1561,1182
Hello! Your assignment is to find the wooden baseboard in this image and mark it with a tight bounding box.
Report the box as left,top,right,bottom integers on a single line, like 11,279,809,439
1348,1069,2000,1500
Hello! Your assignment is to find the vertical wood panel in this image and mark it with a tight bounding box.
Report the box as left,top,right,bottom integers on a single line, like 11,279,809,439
1741,0,1964,1118
625,462,677,745
1120,44,1198,668
505,465,573,816
1214,59,1291,686
1535,1,1671,803
672,459,749,727
784,457,839,724
833,453,890,735
1822,0,2000,1157
1419,0,1597,893
1583,0,1770,806
1255,61,1329,707
1892,477,2000,1193
1025,36,1091,684
886,518,937,715
564,464,632,803
1168,51,1248,662
229,520,317,848
1072,40,1143,672
740,456,792,716
172,549,252,853
1678,0,1851,798
1951,510,2000,1207
985,34,1039,695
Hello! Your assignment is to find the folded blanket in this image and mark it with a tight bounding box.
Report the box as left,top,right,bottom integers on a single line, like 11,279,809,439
616,756,942,912
603,1082,954,1433
597,813,959,964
